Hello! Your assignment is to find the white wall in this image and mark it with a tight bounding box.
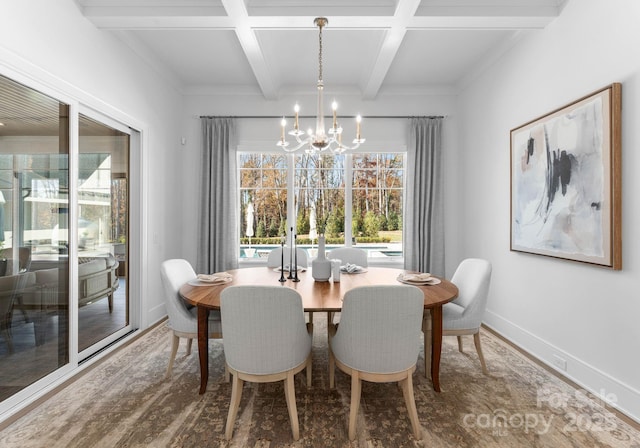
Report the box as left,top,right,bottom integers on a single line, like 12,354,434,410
457,0,640,422
0,0,184,328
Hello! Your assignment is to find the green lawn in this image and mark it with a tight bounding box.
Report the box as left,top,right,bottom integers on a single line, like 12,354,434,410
378,230,403,242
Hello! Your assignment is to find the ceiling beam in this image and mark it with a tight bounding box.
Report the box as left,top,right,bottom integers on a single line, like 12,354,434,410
220,0,277,100
361,0,422,100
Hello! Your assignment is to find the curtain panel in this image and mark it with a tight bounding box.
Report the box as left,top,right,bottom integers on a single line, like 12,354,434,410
197,118,239,274
404,117,445,275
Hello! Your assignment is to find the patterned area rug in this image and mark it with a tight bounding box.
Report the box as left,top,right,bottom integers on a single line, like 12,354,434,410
1,314,639,447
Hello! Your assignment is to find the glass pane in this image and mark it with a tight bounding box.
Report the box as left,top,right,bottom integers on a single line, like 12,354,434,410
239,154,287,259
296,154,345,255
352,153,404,259
0,74,70,401
77,114,129,353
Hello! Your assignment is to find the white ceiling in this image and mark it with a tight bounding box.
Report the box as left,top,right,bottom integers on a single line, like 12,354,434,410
76,0,568,100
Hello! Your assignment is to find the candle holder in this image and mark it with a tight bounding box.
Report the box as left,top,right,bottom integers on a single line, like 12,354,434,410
292,234,300,282
288,227,295,279
279,236,286,283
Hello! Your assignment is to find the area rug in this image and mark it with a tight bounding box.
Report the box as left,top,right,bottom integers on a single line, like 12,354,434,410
1,314,639,447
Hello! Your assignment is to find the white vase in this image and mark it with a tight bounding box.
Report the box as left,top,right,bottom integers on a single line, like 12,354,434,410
312,236,331,281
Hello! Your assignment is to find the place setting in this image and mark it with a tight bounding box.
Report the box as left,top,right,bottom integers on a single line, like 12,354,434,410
396,272,441,286
340,263,368,274
188,272,233,286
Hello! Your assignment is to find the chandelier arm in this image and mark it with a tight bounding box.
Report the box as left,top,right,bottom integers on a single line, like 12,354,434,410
284,140,309,153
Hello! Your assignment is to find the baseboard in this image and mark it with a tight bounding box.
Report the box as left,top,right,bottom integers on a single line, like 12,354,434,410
483,310,640,426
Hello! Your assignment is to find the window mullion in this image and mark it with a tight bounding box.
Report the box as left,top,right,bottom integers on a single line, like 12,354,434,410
286,153,296,246
344,153,353,247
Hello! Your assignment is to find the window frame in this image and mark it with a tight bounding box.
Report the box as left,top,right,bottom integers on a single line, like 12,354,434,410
237,146,406,266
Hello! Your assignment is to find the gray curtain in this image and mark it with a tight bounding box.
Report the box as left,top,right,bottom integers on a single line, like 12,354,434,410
404,117,444,275
197,118,238,274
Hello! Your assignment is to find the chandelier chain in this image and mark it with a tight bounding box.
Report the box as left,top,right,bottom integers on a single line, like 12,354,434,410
318,22,323,82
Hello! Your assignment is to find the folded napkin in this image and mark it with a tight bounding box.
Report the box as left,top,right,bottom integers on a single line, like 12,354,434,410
341,263,361,273
197,272,232,282
400,272,432,282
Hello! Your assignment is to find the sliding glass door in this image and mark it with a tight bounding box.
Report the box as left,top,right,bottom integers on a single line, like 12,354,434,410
77,114,130,356
0,73,136,409
0,75,70,401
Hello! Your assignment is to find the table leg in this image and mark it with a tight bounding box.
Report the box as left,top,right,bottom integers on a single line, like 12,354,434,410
197,306,209,394
422,314,432,380
430,306,443,392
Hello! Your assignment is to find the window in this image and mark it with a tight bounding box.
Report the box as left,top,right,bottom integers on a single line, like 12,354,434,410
239,153,288,258
239,151,404,262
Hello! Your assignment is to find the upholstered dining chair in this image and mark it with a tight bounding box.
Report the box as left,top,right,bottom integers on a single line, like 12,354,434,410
329,285,424,440
220,285,312,441
324,247,369,325
423,258,492,377
326,247,368,267
266,246,309,268
159,259,223,378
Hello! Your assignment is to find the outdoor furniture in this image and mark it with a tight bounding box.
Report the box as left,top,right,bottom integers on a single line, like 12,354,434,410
0,272,36,353
78,256,120,312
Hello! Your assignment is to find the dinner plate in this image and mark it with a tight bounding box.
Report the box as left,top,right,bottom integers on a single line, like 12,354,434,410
396,275,441,286
188,277,233,287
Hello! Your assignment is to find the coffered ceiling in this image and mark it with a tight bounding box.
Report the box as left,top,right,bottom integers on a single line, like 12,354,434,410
74,0,569,99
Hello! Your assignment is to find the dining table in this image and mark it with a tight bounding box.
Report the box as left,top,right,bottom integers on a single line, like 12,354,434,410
179,265,458,394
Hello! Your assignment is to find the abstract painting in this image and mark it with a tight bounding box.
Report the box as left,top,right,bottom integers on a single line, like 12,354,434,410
510,83,622,269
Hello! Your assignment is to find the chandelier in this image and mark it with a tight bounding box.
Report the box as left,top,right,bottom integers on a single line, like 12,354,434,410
277,17,365,154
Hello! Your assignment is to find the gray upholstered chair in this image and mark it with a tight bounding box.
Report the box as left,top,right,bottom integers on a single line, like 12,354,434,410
326,247,368,267
220,285,312,441
266,246,308,268
423,258,492,376
159,259,223,378
325,247,369,325
329,285,424,440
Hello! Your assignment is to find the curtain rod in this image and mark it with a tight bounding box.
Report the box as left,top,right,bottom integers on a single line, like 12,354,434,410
199,115,445,119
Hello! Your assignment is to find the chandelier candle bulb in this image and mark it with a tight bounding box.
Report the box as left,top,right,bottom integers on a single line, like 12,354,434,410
294,104,300,130
356,115,361,140
332,101,338,129
281,117,286,141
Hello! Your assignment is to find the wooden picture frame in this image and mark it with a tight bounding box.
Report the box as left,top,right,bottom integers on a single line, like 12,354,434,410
510,83,622,269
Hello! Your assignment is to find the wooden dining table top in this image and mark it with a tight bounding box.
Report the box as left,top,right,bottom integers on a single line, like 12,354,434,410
179,266,458,311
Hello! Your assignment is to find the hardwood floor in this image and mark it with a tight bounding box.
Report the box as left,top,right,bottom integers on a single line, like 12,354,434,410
0,279,127,402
